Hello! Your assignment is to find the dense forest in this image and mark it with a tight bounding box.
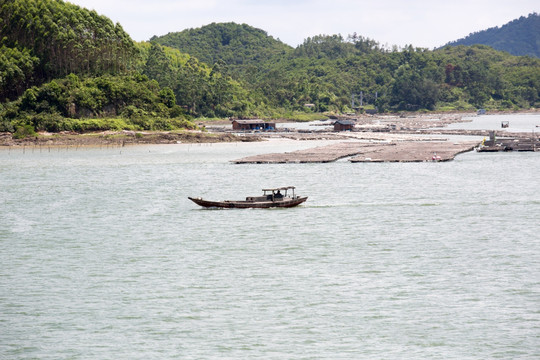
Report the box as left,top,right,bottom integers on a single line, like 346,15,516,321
150,22,291,68
0,0,191,132
155,25,540,113
1,0,540,134
443,13,540,58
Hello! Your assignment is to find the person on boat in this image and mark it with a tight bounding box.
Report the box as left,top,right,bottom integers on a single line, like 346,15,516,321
275,190,283,198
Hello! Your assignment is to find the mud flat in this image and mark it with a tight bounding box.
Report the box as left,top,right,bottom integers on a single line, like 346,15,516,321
0,131,260,147
233,140,479,164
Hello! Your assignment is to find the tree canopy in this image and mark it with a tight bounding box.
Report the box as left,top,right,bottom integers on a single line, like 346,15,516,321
0,0,137,99
157,23,540,113
151,22,292,69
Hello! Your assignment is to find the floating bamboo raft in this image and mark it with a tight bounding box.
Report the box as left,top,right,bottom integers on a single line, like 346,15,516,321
232,141,479,164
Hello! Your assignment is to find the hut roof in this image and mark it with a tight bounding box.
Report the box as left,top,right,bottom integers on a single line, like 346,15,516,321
232,119,266,124
334,120,356,125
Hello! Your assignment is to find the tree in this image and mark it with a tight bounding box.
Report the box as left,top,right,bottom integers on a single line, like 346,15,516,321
391,65,439,110
143,43,176,89
0,45,39,100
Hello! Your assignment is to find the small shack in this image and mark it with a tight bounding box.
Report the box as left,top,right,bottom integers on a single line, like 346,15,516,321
365,109,378,115
232,120,276,131
333,120,355,132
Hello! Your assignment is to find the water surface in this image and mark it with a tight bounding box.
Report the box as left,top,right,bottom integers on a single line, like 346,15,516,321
1,134,539,359
448,113,540,133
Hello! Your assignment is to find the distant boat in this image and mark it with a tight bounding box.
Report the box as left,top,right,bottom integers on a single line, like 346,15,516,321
189,186,307,209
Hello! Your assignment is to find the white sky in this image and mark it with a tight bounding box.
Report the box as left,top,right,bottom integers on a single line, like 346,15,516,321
68,0,539,49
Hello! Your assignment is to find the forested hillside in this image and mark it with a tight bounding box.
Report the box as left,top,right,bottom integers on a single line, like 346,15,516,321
151,22,292,70
0,0,257,133
159,24,540,112
0,0,137,100
443,13,540,58
1,1,539,135
136,41,260,118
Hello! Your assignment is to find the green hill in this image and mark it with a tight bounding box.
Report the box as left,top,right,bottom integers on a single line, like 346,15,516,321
0,0,261,132
150,22,292,74
442,13,540,58
155,23,540,112
255,41,540,112
0,0,137,100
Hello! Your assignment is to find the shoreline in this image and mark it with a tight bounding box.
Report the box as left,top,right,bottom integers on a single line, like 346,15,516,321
1,111,538,148
0,130,261,148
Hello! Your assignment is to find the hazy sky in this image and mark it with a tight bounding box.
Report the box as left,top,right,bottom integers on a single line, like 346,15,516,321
68,0,538,49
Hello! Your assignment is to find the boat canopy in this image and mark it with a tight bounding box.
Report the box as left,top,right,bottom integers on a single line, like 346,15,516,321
262,186,296,198
262,186,295,192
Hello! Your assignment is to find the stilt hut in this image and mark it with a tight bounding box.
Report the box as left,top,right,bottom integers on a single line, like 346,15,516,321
232,120,276,131
333,120,355,131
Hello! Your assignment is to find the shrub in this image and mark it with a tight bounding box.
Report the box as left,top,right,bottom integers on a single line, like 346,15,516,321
151,117,173,131
30,112,65,132
70,118,135,132
13,124,36,139
0,120,14,132
120,105,148,120
170,117,197,130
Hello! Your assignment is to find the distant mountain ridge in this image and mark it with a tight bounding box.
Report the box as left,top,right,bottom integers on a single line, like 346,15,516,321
443,13,540,58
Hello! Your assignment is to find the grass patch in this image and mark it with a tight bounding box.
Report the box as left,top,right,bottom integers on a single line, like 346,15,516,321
275,111,329,122
436,102,476,112
8,115,198,133
195,117,229,123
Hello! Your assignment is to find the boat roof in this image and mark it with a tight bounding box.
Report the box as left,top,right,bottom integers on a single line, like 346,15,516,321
262,186,295,191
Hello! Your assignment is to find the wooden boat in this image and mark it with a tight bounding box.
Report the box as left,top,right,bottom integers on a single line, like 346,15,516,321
189,186,307,209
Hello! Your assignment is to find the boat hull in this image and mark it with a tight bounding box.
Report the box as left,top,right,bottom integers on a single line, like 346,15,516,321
188,196,308,209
